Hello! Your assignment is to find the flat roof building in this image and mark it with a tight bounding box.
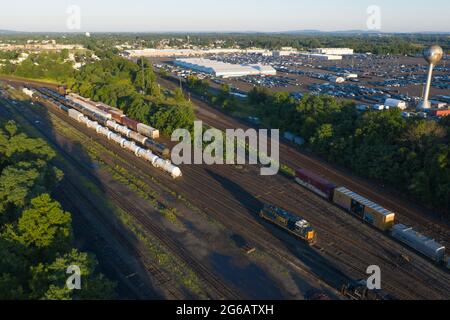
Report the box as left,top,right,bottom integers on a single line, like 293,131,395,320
174,58,276,78
310,48,354,55
123,48,271,58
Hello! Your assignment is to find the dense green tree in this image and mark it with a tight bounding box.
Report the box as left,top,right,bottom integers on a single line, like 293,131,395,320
0,122,115,300
29,249,116,300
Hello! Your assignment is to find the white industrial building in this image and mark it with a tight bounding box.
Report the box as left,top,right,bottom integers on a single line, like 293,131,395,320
384,98,407,110
123,48,271,58
174,58,277,78
310,48,354,55
273,49,299,57
310,54,343,61
299,53,343,61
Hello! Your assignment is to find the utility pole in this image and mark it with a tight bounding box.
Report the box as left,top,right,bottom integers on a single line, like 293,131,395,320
140,58,146,94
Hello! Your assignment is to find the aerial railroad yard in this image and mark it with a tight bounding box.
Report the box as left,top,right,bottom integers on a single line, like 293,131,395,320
1,77,449,300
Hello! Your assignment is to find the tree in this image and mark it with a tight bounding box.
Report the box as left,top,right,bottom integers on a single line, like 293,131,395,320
29,249,116,300
0,122,116,300
12,194,72,256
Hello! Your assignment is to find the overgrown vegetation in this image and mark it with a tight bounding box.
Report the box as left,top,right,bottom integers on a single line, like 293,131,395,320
1,50,196,135
67,57,196,135
0,51,74,82
0,120,116,299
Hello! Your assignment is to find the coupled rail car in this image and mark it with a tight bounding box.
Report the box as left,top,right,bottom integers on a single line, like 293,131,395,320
67,108,182,179
36,88,170,158
67,93,160,139
260,204,316,244
32,88,181,179
294,167,448,266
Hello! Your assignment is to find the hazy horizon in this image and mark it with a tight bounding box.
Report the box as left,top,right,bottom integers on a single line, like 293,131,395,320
1,0,449,34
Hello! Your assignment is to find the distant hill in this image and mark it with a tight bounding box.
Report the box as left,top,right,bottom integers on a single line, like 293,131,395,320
274,29,450,36
0,29,24,35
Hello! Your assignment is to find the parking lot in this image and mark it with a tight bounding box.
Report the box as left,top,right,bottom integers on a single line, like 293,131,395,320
149,52,449,112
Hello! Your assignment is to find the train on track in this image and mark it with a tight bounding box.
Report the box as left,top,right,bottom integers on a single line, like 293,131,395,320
294,167,449,267
31,88,181,178
260,204,317,244
341,280,394,300
36,88,170,158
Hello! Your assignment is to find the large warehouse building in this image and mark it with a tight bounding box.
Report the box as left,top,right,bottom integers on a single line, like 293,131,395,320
174,58,277,78
310,48,354,55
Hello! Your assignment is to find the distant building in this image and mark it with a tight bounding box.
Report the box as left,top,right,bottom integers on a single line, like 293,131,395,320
123,48,271,58
301,53,343,61
310,48,354,55
272,49,298,57
174,58,276,78
384,98,407,110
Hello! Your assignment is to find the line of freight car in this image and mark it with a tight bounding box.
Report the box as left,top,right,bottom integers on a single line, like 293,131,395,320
67,108,182,179
259,204,317,244
104,120,170,158
68,93,124,115
294,167,449,266
37,88,111,123
66,93,160,140
36,88,170,158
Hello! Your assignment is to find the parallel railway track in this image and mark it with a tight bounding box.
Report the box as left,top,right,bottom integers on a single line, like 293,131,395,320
3,80,449,299
157,75,450,248
21,96,450,299
26,100,448,299
1,97,243,300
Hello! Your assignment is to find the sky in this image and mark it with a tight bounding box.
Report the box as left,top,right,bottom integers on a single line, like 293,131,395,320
1,0,449,33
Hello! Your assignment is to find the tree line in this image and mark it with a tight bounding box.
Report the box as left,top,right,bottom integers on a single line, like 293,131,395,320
67,56,196,135
0,121,116,299
0,51,196,135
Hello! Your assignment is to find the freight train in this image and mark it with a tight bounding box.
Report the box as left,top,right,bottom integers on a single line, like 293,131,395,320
260,204,317,244
67,93,160,139
31,88,181,178
294,167,448,266
67,108,181,178
36,88,170,158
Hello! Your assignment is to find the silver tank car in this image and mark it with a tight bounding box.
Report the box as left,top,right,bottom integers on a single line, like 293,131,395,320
129,131,148,145
391,224,445,262
65,107,181,179
144,150,159,165
106,120,132,138
154,158,182,178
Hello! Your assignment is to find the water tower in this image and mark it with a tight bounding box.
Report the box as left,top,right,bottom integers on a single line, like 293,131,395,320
417,45,444,110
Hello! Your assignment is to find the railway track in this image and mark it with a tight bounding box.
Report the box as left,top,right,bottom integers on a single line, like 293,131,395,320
20,95,450,299
4,83,449,299
158,76,450,248
2,97,243,300
58,181,177,299
14,94,347,297
179,164,450,299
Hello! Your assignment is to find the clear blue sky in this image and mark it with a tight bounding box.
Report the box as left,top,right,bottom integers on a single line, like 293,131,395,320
1,0,449,33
